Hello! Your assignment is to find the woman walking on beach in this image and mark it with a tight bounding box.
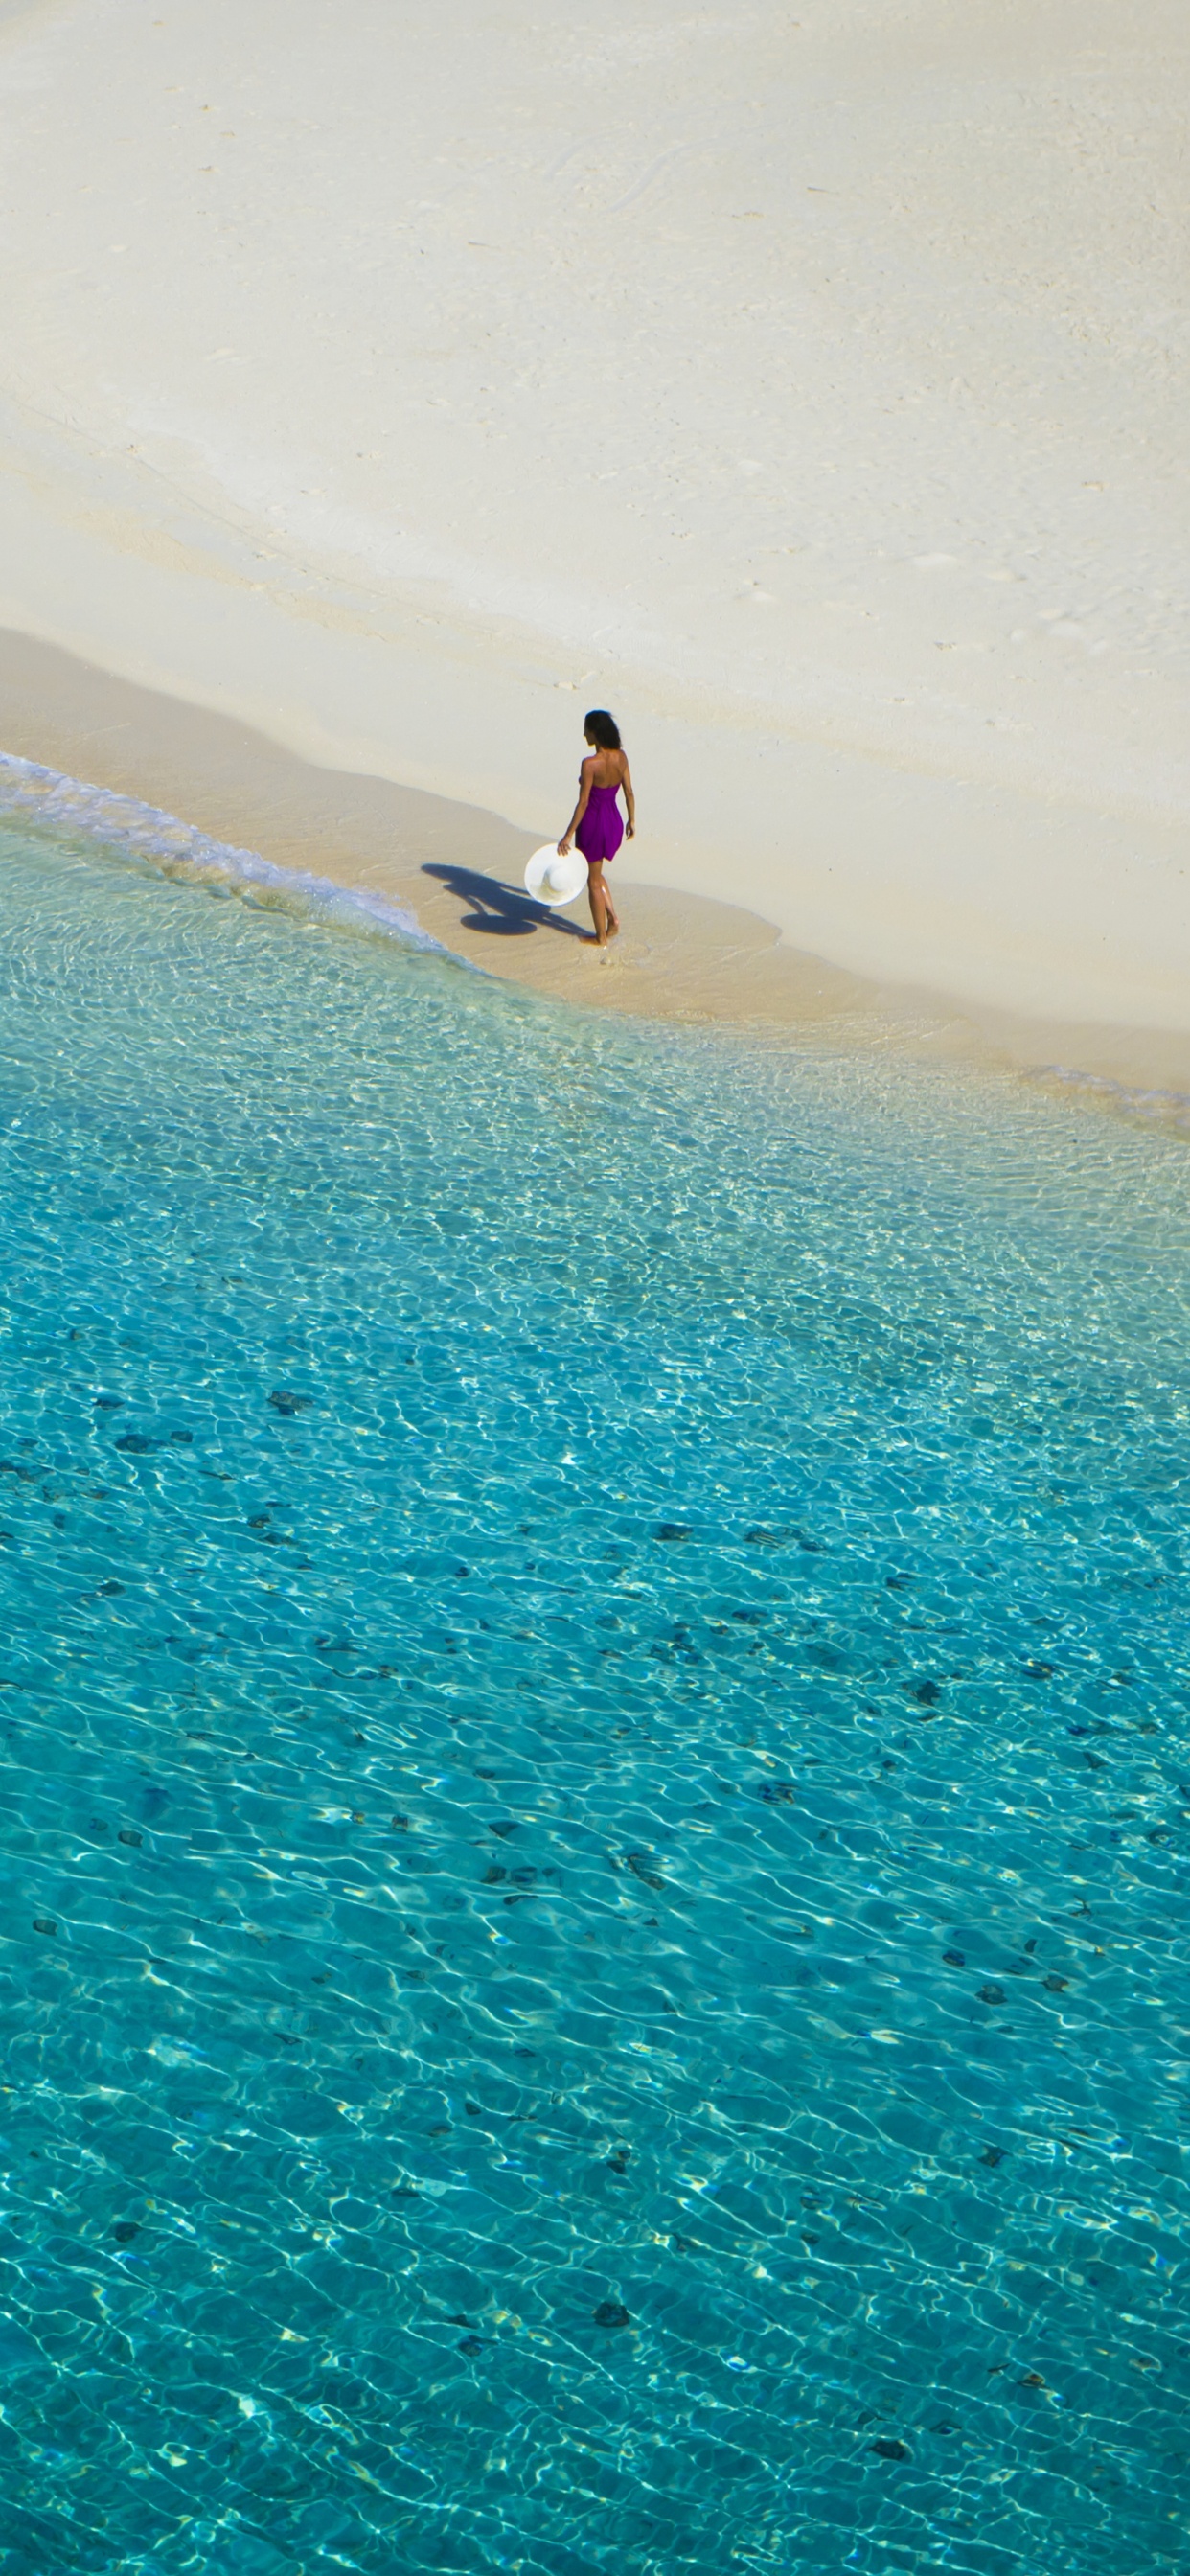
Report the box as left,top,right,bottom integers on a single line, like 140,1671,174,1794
558,710,634,947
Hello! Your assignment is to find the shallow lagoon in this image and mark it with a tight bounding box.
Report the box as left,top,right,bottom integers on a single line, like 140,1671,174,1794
0,816,1188,2576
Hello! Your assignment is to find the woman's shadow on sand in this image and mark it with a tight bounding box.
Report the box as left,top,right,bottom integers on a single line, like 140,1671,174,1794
422,862,589,942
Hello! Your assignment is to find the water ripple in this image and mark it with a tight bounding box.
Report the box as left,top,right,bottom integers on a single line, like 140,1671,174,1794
0,816,1187,2573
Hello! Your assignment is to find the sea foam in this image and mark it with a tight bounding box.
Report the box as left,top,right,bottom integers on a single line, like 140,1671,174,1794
0,748,450,954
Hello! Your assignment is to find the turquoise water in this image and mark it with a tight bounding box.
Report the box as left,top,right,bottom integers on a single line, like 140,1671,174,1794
1,810,1188,2576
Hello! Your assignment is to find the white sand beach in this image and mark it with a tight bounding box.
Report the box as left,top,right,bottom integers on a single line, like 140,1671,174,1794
0,0,1186,1033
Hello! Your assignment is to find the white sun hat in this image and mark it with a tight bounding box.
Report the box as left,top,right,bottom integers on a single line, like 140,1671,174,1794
524,843,587,908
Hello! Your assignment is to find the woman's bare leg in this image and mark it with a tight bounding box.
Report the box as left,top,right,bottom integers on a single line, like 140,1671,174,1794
586,863,620,944
586,864,610,945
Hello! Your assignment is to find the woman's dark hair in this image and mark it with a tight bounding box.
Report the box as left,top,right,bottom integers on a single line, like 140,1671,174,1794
584,708,622,751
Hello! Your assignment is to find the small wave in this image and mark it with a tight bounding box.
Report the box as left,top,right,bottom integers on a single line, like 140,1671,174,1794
0,749,452,955
1028,1060,1190,1133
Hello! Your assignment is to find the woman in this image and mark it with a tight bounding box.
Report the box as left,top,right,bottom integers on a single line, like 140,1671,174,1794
558,709,635,947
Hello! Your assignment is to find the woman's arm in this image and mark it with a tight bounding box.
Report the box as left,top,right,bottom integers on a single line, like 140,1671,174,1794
622,756,636,839
559,757,595,855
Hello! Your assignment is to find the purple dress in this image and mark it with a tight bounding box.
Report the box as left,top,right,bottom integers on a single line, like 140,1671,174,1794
576,782,625,865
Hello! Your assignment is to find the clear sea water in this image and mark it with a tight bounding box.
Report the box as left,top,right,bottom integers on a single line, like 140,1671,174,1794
0,797,1188,2576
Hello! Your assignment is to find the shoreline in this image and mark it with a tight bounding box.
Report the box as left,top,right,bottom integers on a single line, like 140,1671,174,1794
0,0,1185,1048
3,625,1190,1116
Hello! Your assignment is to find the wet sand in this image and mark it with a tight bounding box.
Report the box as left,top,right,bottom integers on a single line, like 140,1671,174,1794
4,627,1190,1115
